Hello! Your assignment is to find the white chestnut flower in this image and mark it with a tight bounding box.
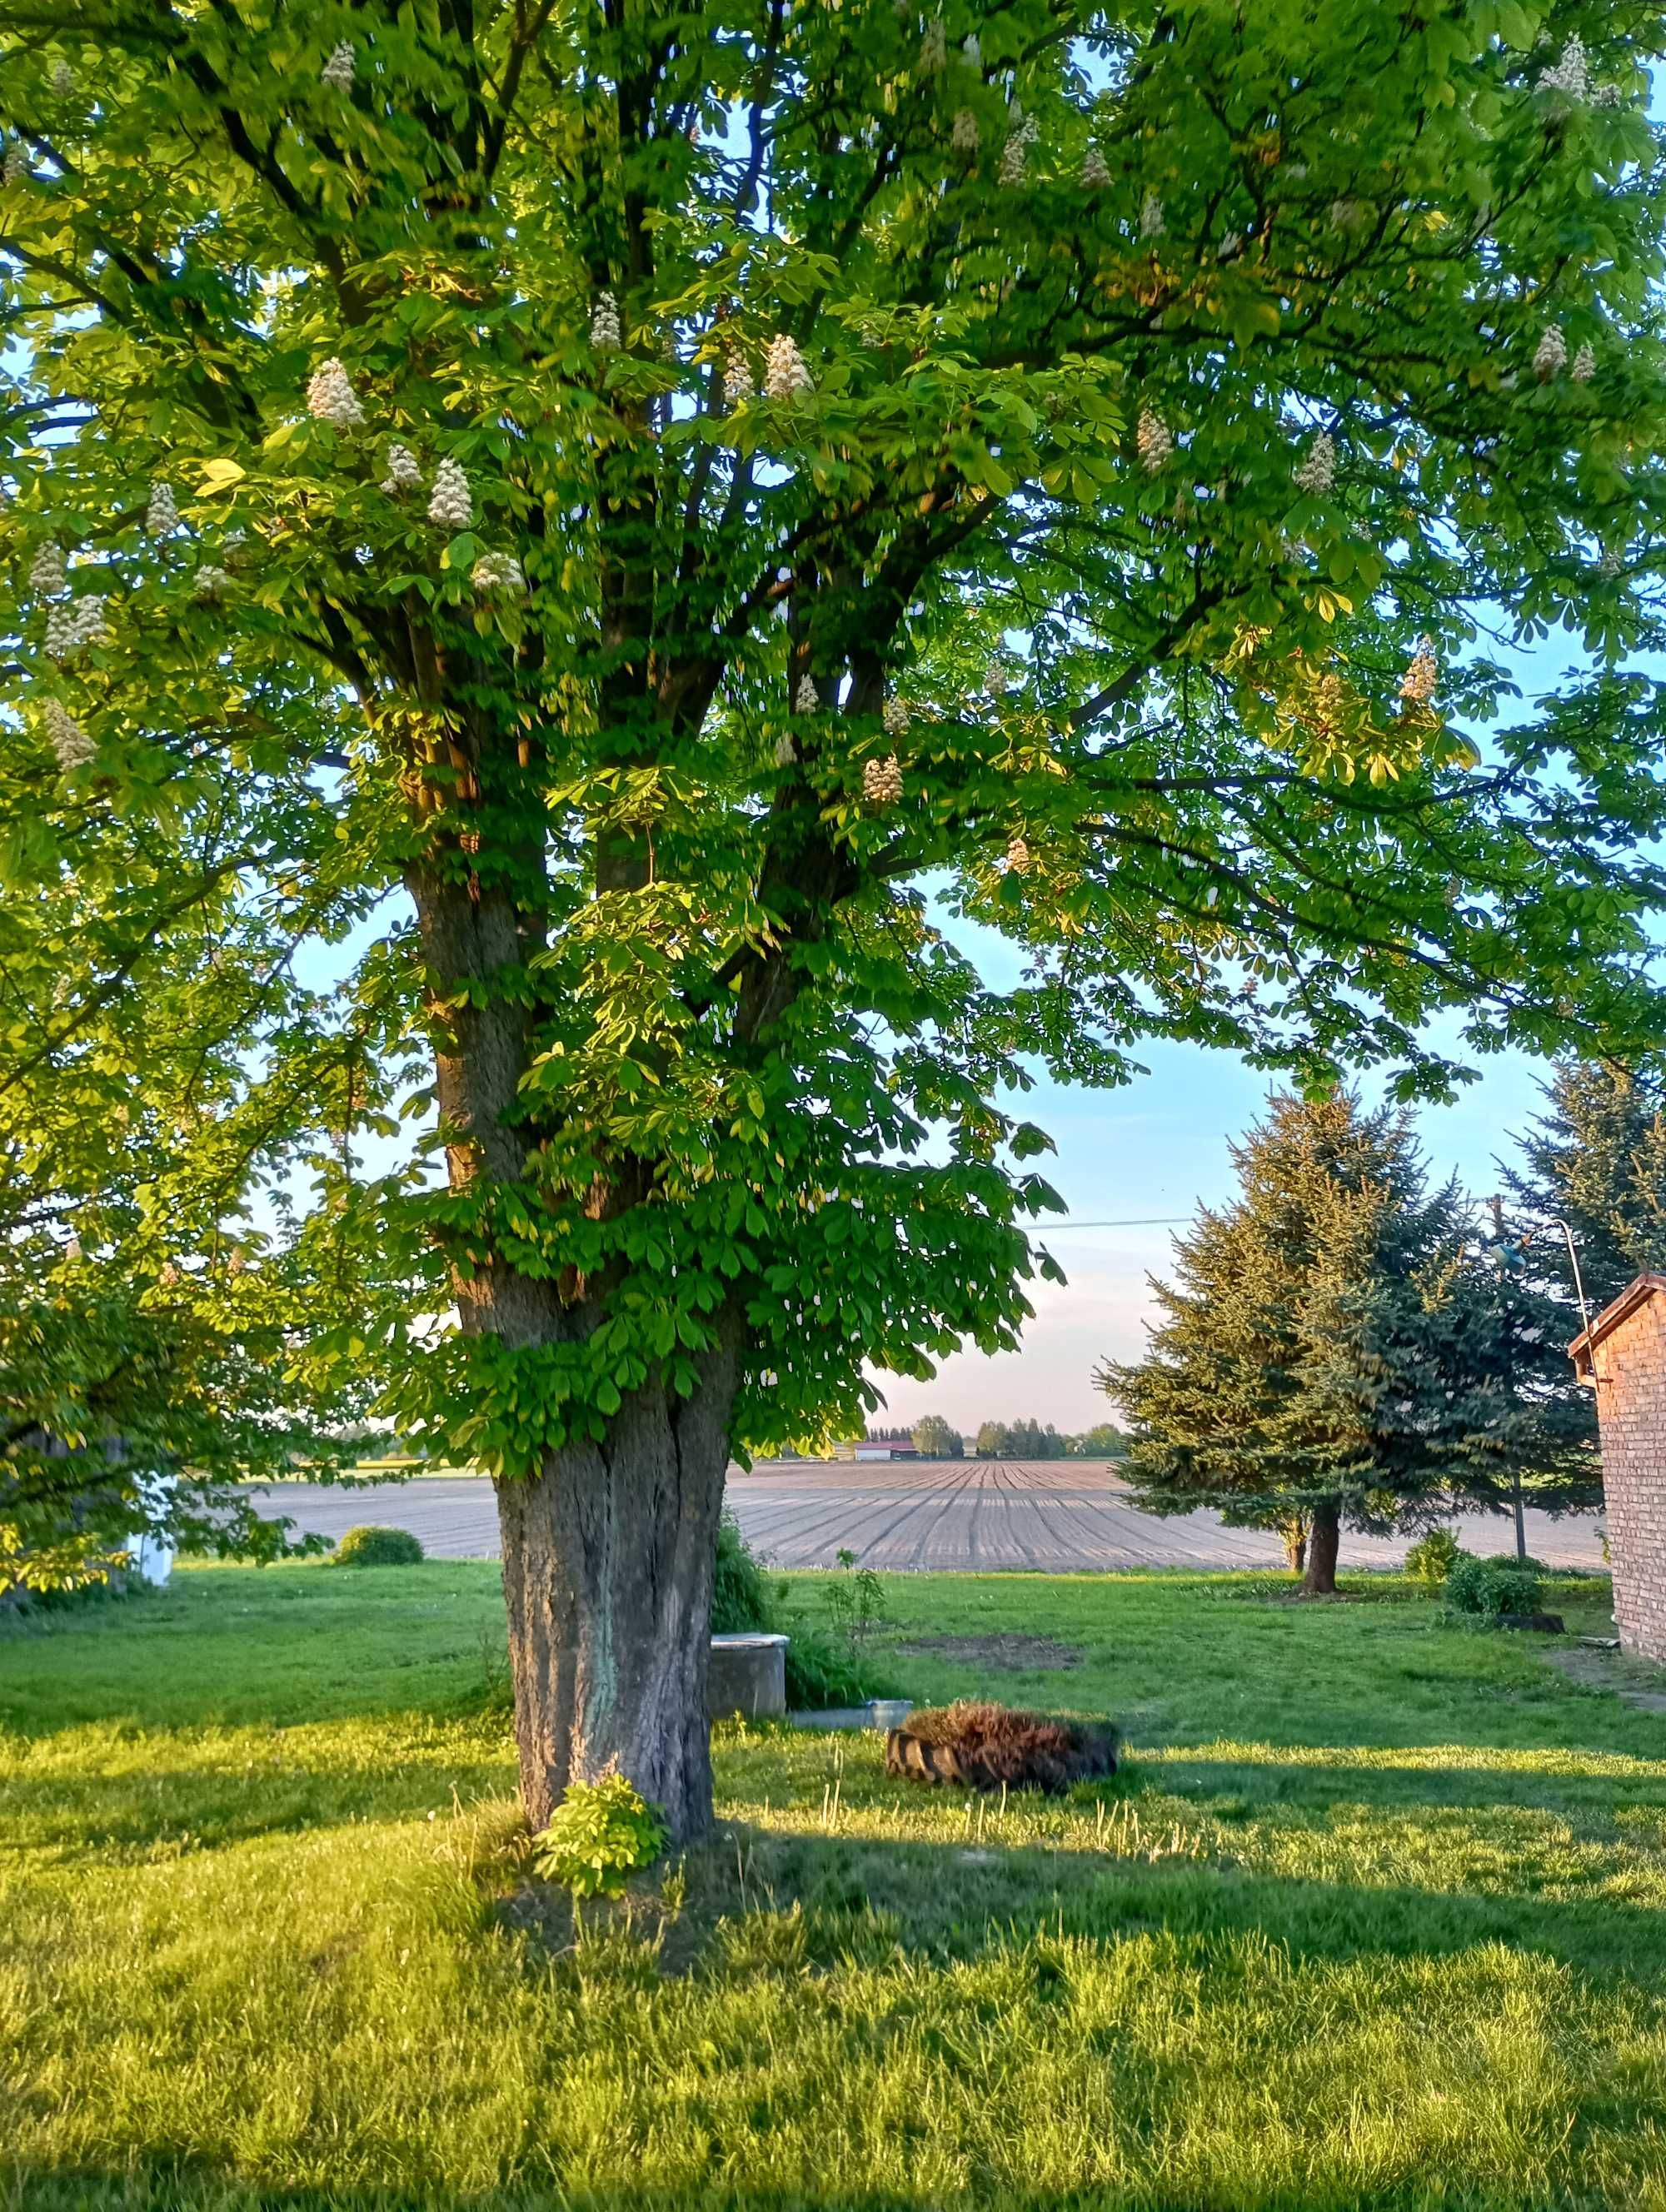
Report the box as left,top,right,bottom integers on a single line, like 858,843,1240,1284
863,753,905,807
306,356,365,429
774,733,797,767
999,133,1027,187
723,352,755,406
985,658,1007,695
1537,37,1588,100
4,137,30,187
1572,341,1596,384
1081,144,1110,190
919,17,947,72
1136,408,1173,472
883,694,910,738
427,456,473,529
471,551,526,597
1329,197,1369,232
794,673,820,714
157,1261,181,1288
147,481,179,536
951,107,980,153
193,565,232,603
1399,636,1438,705
961,33,981,70
64,1233,83,1263
1599,546,1623,577
44,602,78,660
766,333,814,400
1294,430,1335,496
1534,324,1568,381
50,59,73,97
30,543,66,596
590,290,621,351
1140,190,1165,238
381,443,421,492
222,526,250,566
321,42,357,91
48,595,108,660
1006,835,1030,874
44,698,95,770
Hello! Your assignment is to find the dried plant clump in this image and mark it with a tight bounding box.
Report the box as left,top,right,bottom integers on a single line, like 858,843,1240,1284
885,1700,1120,1793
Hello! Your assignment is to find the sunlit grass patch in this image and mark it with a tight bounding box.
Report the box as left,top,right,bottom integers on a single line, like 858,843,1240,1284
4,1557,1666,2210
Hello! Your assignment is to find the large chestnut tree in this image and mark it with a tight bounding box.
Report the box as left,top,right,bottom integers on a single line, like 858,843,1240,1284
6,0,1666,1836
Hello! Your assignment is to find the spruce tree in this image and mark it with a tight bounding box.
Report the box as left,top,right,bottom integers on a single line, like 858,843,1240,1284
1502,1061,1666,1313
1101,1092,1594,1592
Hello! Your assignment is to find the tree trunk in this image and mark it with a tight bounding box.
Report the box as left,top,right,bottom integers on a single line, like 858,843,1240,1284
494,1337,738,1844
1279,1512,1309,1578
1302,1497,1341,1595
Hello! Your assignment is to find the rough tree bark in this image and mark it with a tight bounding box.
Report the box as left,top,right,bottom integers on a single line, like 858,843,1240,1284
1302,1497,1341,1596
493,1330,740,1841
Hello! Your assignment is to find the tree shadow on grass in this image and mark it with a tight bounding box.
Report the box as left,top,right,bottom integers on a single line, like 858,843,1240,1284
0,2170,1540,2212
0,1745,515,1861
494,1813,1666,2000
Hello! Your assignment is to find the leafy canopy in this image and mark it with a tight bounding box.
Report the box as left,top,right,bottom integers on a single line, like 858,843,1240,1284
5,0,1666,1487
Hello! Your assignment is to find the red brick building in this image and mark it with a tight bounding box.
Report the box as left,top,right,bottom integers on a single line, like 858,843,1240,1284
1570,1274,1666,1665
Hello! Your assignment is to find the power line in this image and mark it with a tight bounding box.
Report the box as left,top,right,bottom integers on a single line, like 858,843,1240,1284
1027,1216,1189,1230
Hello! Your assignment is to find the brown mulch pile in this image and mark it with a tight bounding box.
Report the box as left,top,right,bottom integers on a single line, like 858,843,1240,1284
885,1700,1119,1794
892,1633,1083,1670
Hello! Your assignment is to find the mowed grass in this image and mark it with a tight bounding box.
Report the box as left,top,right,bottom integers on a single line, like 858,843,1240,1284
3,1560,1666,2210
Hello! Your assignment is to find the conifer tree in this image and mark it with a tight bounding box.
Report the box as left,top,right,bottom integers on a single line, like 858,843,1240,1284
1101,1093,1594,1591
1502,1060,1666,1313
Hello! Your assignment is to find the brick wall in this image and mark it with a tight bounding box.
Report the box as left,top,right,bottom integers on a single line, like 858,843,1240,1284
1587,1293,1666,1665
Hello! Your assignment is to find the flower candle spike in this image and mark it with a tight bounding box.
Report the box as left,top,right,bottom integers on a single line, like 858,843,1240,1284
1534,325,1568,381
381,443,421,492
427,457,473,529
321,42,357,90
147,481,179,536
863,754,905,807
306,356,365,429
590,290,621,351
766,334,814,400
1294,430,1334,495
1137,408,1173,472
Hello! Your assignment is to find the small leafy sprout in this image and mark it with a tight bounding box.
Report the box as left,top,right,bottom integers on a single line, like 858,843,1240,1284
532,1768,669,1897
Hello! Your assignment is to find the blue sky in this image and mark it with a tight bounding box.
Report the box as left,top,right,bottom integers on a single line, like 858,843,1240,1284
867,1030,1550,1437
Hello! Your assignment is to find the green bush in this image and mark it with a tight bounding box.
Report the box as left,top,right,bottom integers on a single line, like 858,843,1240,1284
783,1622,900,1709
1444,1552,1544,1619
531,1769,668,1897
711,1512,773,1633
332,1525,425,1568
1405,1529,1466,1591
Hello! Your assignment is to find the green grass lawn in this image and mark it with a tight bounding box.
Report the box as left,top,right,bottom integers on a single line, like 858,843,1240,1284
3,1559,1665,2211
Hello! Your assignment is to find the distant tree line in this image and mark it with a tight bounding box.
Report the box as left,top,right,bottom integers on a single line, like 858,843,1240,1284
899,1415,1130,1461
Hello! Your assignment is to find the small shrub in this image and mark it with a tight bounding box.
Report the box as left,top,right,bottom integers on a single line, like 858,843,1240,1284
1444,1552,1544,1619
332,1524,424,1567
826,1548,892,1648
711,1513,773,1633
531,1769,668,1897
1405,1529,1465,1591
